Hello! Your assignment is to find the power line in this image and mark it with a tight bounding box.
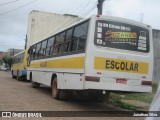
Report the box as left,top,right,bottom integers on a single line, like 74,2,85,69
0,0,20,7
0,0,39,16
54,1,97,32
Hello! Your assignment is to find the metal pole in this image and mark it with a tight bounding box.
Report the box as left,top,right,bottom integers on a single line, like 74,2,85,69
97,0,105,15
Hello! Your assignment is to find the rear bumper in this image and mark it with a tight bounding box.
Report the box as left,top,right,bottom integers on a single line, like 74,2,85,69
84,81,152,93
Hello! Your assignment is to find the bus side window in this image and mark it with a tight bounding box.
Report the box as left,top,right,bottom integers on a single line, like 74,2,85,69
64,28,73,53
54,32,66,54
70,21,88,52
21,53,24,62
53,44,59,55
40,40,47,57
29,46,33,60
46,37,55,56
35,43,41,58
32,45,37,59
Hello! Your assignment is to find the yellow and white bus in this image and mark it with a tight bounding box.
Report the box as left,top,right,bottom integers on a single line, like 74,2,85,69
27,15,153,101
12,50,28,81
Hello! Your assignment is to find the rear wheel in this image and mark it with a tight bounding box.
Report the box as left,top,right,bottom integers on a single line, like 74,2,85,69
52,78,60,99
30,73,40,88
51,77,73,100
17,70,20,81
12,70,16,79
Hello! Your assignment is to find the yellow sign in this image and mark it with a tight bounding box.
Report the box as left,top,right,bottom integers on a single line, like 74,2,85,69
94,57,148,74
29,56,85,69
105,30,137,39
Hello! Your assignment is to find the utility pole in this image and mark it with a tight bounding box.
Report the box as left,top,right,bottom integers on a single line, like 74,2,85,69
97,0,105,15
25,34,27,49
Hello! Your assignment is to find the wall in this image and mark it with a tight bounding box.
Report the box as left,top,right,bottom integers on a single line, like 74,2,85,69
153,29,160,81
26,10,82,48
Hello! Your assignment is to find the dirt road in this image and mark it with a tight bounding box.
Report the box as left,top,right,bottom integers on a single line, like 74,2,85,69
0,71,145,120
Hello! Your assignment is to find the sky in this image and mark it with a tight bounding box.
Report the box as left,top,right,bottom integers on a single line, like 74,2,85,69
0,0,159,51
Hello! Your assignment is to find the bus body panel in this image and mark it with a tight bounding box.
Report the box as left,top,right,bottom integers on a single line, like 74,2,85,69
27,53,85,89
84,16,153,92
12,50,28,79
27,15,153,93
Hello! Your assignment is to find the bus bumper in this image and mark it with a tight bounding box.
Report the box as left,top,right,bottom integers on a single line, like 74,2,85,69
84,81,152,93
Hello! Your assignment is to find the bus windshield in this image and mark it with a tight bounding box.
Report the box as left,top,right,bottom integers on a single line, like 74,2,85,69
95,20,150,53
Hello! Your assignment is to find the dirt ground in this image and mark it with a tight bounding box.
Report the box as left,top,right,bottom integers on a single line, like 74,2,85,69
0,71,146,120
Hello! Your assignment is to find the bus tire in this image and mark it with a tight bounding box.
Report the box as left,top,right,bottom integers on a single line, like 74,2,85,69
17,70,20,81
12,70,16,79
30,73,40,88
52,78,60,99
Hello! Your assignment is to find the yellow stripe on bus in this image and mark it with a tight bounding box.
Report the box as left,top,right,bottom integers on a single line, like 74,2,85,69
94,57,149,74
29,56,85,69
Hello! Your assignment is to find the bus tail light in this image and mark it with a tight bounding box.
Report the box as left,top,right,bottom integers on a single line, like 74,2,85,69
85,76,100,82
142,80,152,85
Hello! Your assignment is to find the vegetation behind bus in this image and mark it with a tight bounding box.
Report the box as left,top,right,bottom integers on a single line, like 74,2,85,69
2,56,13,70
110,82,158,110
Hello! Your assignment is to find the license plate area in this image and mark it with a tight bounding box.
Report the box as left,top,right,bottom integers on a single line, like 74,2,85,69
116,78,127,84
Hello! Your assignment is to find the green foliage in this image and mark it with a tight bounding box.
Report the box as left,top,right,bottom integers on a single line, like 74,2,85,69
2,56,13,69
0,59,3,65
152,82,158,93
110,100,137,110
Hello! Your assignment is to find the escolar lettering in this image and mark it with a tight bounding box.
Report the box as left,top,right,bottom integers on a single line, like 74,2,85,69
106,60,138,71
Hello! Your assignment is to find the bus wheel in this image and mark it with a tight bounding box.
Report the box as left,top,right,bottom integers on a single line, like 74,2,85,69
12,71,16,79
52,78,60,99
30,74,40,88
17,71,20,81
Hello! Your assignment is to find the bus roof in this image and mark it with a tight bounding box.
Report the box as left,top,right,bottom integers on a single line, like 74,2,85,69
29,15,151,47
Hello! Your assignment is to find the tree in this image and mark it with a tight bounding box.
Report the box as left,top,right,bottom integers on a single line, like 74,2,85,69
2,56,13,69
0,58,3,65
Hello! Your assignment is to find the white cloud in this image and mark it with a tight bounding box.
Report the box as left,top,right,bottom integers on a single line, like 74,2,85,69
103,0,160,28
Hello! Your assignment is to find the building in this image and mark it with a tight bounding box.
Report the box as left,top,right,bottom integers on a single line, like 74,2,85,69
0,51,6,58
26,10,82,48
6,48,23,56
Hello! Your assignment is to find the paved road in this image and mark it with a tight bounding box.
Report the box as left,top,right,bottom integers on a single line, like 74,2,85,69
0,71,145,120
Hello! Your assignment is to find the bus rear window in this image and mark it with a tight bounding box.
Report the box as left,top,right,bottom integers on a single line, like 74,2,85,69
95,20,150,53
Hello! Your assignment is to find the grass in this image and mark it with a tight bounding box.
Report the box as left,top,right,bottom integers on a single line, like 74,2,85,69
109,82,159,110
109,92,137,110
110,100,137,110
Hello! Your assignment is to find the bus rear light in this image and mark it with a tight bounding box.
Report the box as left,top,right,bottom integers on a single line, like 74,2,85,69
142,81,152,85
85,76,100,82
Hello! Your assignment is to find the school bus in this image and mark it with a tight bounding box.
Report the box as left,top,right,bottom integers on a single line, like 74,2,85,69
11,50,28,81
27,15,153,101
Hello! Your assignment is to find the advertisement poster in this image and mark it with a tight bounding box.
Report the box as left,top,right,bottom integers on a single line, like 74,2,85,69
95,20,150,53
